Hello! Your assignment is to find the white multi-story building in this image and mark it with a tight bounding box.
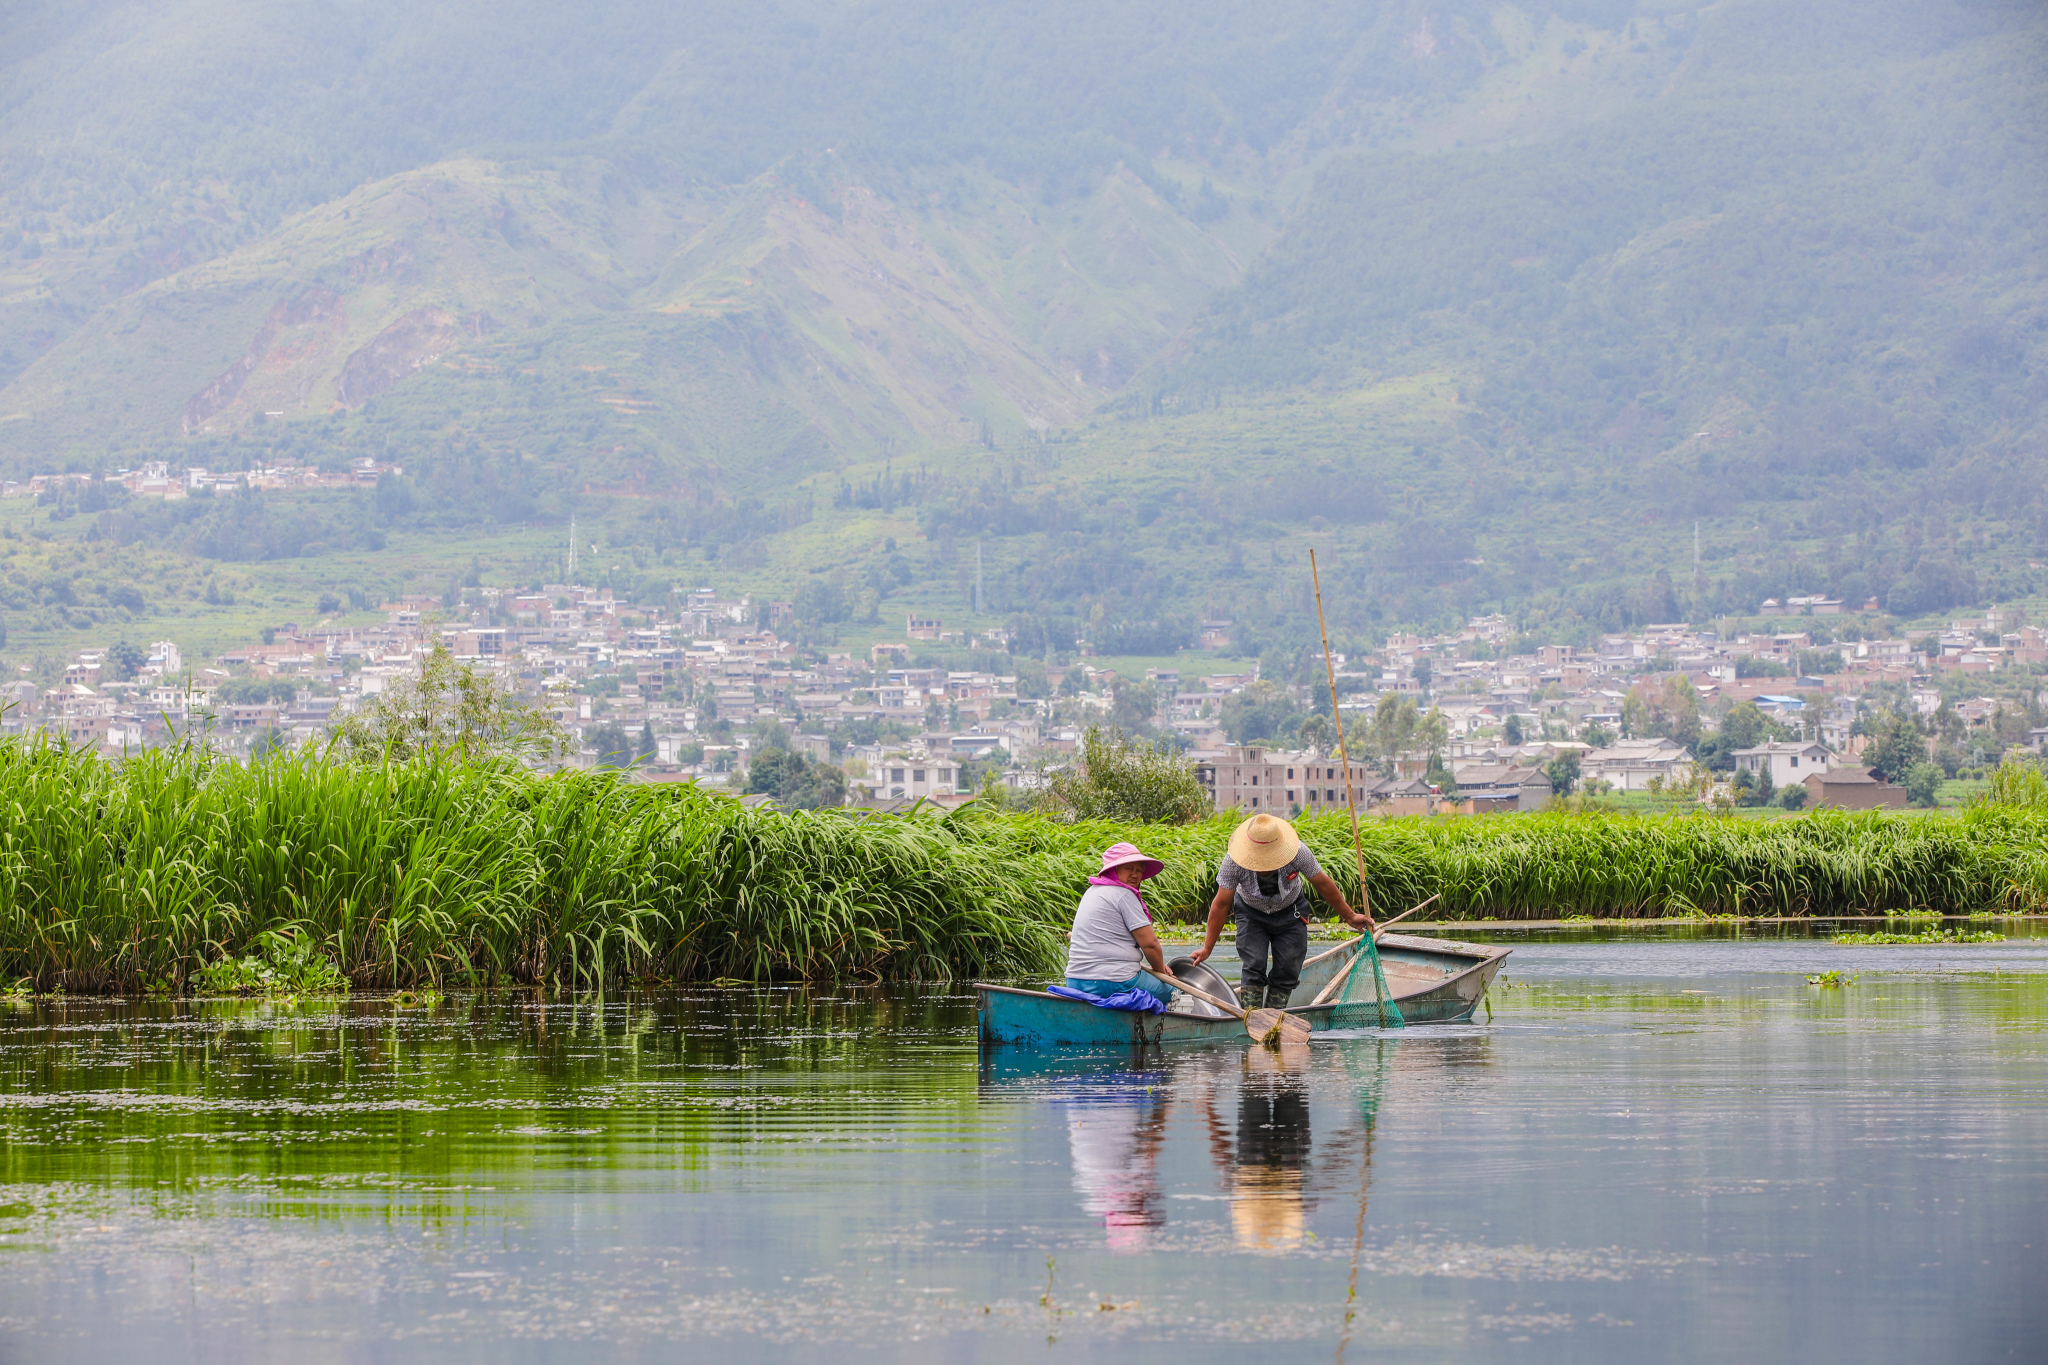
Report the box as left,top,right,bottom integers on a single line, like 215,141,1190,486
1731,741,1834,788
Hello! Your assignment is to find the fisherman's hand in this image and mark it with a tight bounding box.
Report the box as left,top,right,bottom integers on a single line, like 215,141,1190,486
1189,944,1213,965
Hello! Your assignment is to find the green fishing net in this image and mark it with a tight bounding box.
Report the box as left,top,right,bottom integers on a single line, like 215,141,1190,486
1325,934,1405,1029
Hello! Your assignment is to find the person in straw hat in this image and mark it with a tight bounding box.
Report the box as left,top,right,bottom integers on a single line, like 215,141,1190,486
1190,813,1371,1010
1062,842,1175,1005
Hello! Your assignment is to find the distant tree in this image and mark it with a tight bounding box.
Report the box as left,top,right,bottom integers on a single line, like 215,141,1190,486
104,639,146,682
1544,752,1580,798
783,758,847,810
1418,706,1450,772
745,749,846,809
1295,712,1338,754
1623,677,1702,749
1932,699,1967,746
1720,700,1772,751
1220,681,1303,745
1426,756,1457,796
639,720,658,763
1638,568,1680,624
1581,721,1615,750
744,748,795,794
588,721,635,767
793,580,849,626
1904,761,1944,808
1110,677,1160,732
1862,712,1926,783
333,643,568,764
214,677,298,705
1039,726,1208,824
317,592,341,614
1349,693,1422,776
1503,714,1523,746
1698,700,1787,773
1779,782,1808,811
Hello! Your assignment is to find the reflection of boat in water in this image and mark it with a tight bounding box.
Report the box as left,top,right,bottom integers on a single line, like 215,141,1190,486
976,933,1509,1048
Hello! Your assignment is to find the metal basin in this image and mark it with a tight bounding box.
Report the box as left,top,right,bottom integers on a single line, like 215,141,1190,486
1167,955,1240,1017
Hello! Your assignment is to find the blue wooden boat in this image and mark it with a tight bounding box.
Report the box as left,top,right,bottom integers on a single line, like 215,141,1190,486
976,932,1511,1048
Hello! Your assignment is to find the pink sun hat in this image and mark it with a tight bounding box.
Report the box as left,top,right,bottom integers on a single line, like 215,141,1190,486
1099,842,1164,880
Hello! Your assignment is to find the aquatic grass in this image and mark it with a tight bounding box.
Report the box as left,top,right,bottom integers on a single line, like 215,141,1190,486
0,736,2045,994
0,740,1064,992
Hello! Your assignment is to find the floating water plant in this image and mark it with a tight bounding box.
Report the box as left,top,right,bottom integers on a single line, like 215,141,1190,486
1832,928,2005,945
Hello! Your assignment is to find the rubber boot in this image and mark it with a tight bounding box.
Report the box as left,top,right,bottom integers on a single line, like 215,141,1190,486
1238,983,1264,1012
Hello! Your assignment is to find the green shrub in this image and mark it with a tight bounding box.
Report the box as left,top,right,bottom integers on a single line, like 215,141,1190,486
1037,726,1209,824
1979,757,2048,812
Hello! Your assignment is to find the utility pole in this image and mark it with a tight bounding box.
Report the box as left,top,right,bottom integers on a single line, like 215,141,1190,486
1692,520,1704,609
568,517,577,581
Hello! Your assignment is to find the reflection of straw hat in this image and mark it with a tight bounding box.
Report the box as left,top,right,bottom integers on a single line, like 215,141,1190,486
1230,1170,1306,1250
1227,813,1301,872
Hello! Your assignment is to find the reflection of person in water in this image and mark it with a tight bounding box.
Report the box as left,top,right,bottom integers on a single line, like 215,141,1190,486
1065,1082,1171,1252
1198,1046,1315,1250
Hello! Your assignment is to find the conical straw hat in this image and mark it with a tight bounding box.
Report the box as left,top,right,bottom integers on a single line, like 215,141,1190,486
1227,813,1301,872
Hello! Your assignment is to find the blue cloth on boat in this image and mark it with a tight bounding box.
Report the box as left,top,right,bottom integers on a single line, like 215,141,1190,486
1066,970,1172,1005
1049,978,1168,1014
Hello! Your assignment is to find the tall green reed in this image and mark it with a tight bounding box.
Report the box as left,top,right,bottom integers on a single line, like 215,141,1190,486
1,735,2042,995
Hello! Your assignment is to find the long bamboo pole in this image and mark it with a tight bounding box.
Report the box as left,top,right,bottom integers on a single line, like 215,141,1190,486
1309,549,1374,929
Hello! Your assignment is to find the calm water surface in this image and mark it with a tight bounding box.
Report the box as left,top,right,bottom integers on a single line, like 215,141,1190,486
0,931,2043,1363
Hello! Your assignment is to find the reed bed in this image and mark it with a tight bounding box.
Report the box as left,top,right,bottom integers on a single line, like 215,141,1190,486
0,742,1064,992
978,805,2048,925
1,739,2043,993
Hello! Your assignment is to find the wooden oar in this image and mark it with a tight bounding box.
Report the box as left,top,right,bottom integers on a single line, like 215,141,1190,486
1306,898,1441,1007
1158,972,1312,1048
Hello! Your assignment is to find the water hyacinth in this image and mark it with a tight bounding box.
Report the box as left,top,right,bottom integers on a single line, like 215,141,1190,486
1,737,2045,993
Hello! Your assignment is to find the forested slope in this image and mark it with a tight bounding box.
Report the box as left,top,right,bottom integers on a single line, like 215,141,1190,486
1155,0,2048,622
0,0,2041,637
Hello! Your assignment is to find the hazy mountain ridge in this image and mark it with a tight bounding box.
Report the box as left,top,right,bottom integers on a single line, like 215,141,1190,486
0,0,2041,638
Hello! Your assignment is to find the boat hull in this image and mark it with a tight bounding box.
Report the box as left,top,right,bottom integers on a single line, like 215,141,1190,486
976,932,1509,1048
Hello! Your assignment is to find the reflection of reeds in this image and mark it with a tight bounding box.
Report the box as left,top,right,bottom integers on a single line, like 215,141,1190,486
5,739,2046,993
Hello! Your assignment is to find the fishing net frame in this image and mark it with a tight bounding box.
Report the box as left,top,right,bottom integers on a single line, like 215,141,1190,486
1325,934,1404,1030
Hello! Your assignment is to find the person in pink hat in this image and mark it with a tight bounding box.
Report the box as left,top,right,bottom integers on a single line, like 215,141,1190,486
1062,842,1174,1005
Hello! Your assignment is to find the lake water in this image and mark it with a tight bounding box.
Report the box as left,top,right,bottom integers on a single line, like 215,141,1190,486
0,929,2043,1363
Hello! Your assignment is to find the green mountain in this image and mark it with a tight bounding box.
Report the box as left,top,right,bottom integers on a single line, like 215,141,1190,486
0,0,2042,645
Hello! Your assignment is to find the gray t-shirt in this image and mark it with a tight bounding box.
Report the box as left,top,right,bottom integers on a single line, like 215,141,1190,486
1218,845,1324,918
1064,883,1154,980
